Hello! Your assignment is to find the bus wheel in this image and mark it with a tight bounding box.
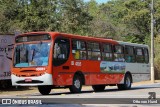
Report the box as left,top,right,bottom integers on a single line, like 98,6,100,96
38,85,51,95
69,75,82,93
92,85,105,92
117,74,132,90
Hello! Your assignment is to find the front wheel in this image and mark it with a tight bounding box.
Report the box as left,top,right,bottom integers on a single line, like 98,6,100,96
38,85,51,95
117,74,132,90
69,75,82,93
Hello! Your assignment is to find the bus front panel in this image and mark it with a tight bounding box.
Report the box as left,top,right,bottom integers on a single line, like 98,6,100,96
11,41,53,86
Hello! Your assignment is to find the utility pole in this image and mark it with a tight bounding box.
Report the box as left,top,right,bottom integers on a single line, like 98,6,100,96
151,0,155,83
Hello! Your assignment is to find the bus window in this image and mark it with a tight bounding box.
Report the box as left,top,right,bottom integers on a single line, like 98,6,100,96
72,40,87,60
87,42,101,60
114,45,125,62
125,46,135,63
14,42,51,67
136,48,144,63
102,44,113,61
53,38,70,66
144,48,149,63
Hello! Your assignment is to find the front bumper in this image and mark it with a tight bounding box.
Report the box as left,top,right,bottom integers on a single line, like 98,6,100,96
11,73,53,86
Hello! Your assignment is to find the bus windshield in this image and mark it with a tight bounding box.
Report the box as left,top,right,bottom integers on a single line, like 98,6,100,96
14,42,51,67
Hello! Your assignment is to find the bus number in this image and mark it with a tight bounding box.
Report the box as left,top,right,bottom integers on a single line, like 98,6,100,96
75,62,81,66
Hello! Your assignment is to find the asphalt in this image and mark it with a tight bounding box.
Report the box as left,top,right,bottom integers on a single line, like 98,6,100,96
0,81,160,107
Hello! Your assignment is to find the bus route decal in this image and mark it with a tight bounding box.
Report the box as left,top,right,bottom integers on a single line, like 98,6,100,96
100,61,125,73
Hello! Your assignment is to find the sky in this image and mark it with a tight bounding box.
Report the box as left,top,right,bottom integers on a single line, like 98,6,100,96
84,0,110,4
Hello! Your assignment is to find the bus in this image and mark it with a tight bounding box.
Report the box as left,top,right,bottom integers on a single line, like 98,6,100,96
11,32,150,95
0,34,14,88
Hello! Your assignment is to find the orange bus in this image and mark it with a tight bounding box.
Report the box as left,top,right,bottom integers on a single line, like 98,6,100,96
11,32,150,95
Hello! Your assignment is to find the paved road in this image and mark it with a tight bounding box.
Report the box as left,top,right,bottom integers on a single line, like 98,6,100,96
15,82,160,98
0,83,160,107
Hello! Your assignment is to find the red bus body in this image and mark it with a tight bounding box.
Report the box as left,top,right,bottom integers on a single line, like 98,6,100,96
11,32,150,94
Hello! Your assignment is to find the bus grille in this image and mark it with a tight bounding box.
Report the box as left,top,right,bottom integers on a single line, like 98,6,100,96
16,80,43,84
20,70,36,72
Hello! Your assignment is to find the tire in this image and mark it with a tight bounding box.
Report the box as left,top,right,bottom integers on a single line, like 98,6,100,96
92,85,105,92
117,74,132,90
69,75,82,93
38,85,51,95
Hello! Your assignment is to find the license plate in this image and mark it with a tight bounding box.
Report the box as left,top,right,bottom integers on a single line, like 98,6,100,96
25,78,32,82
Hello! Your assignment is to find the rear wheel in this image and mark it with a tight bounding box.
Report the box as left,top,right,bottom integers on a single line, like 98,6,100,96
92,85,105,92
38,85,51,95
69,75,82,93
117,74,132,90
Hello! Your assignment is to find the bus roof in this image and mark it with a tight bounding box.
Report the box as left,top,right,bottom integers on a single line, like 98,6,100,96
59,32,117,44
19,32,118,44
118,41,149,48
18,32,149,47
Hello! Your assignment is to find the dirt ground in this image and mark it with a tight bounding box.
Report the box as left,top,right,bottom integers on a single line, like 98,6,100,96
0,80,160,96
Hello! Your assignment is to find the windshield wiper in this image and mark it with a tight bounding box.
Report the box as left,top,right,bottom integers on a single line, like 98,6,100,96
31,49,35,61
14,48,20,66
26,49,29,65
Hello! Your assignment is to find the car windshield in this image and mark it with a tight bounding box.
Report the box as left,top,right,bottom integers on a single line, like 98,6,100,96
14,42,51,67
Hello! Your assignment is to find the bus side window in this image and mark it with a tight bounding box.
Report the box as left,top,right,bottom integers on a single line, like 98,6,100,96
136,48,144,63
125,46,135,63
102,44,113,61
144,48,149,63
87,42,101,60
114,45,125,62
72,40,87,60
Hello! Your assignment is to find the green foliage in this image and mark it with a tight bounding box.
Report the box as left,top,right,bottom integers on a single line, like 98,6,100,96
0,0,160,43
1,0,160,76
58,0,92,35
0,0,92,35
122,0,151,43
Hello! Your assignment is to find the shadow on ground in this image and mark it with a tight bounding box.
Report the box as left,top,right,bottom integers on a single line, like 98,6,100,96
33,85,160,96
0,86,35,91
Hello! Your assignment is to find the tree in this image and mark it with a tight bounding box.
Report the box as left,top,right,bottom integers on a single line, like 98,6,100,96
0,0,19,33
87,0,127,39
58,0,92,35
0,0,92,35
16,0,58,32
87,0,117,38
121,0,151,43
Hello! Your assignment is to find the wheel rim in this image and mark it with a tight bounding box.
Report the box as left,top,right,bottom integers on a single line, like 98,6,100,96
74,79,80,89
126,77,131,88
